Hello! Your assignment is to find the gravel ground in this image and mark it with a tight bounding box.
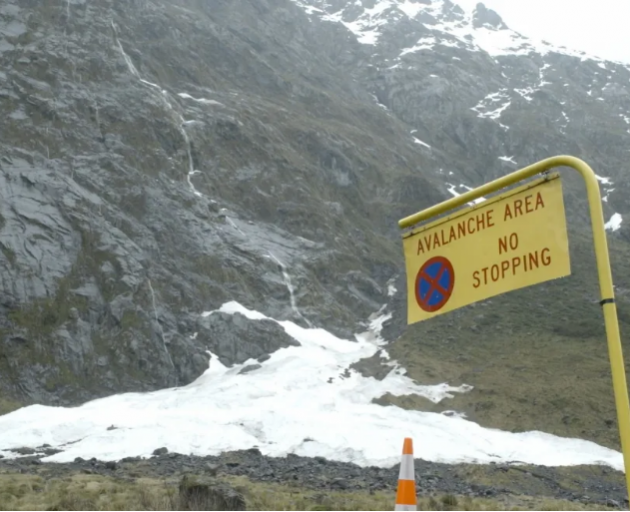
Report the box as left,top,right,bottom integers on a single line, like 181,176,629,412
0,446,628,509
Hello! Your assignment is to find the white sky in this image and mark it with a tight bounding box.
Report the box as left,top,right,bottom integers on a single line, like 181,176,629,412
457,0,630,64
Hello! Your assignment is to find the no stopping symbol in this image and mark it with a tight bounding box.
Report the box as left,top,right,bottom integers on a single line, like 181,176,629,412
415,256,455,312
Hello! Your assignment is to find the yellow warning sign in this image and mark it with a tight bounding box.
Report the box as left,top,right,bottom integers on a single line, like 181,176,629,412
402,173,571,324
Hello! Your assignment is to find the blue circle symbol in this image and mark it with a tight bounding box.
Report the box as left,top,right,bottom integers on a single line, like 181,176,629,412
415,256,455,313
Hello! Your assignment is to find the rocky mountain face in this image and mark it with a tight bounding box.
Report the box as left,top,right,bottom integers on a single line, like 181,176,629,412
1,0,630,418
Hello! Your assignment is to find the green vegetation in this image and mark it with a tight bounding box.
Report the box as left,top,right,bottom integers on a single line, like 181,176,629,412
0,472,613,511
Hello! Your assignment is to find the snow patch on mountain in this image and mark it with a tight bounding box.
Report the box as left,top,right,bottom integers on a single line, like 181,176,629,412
291,0,612,64
471,89,511,130
514,87,535,102
603,189,615,203
178,92,225,107
605,213,623,232
413,137,431,149
498,155,516,164
401,36,438,55
447,183,486,205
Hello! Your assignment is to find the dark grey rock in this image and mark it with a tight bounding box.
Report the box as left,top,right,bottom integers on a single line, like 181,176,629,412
42,448,62,456
153,447,169,456
13,447,35,455
238,364,262,374
198,312,299,367
349,350,392,381
472,3,508,29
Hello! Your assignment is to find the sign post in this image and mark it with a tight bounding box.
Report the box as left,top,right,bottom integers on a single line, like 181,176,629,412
398,155,630,497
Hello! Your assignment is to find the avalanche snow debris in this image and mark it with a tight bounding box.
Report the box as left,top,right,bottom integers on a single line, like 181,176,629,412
0,301,624,472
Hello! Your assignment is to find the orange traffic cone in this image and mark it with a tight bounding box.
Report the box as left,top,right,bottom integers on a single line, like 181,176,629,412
394,437,417,511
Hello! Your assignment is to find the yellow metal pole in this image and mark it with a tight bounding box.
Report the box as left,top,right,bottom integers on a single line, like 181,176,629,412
399,155,630,496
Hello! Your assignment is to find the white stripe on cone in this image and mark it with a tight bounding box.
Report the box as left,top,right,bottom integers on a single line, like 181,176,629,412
398,454,414,480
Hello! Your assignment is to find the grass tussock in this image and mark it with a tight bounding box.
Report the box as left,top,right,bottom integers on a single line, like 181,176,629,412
0,472,614,511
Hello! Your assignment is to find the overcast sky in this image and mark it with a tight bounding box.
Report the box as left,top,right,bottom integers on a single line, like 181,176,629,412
457,0,630,64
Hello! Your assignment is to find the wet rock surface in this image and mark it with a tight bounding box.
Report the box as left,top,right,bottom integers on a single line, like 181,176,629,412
0,450,626,509
0,0,415,405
